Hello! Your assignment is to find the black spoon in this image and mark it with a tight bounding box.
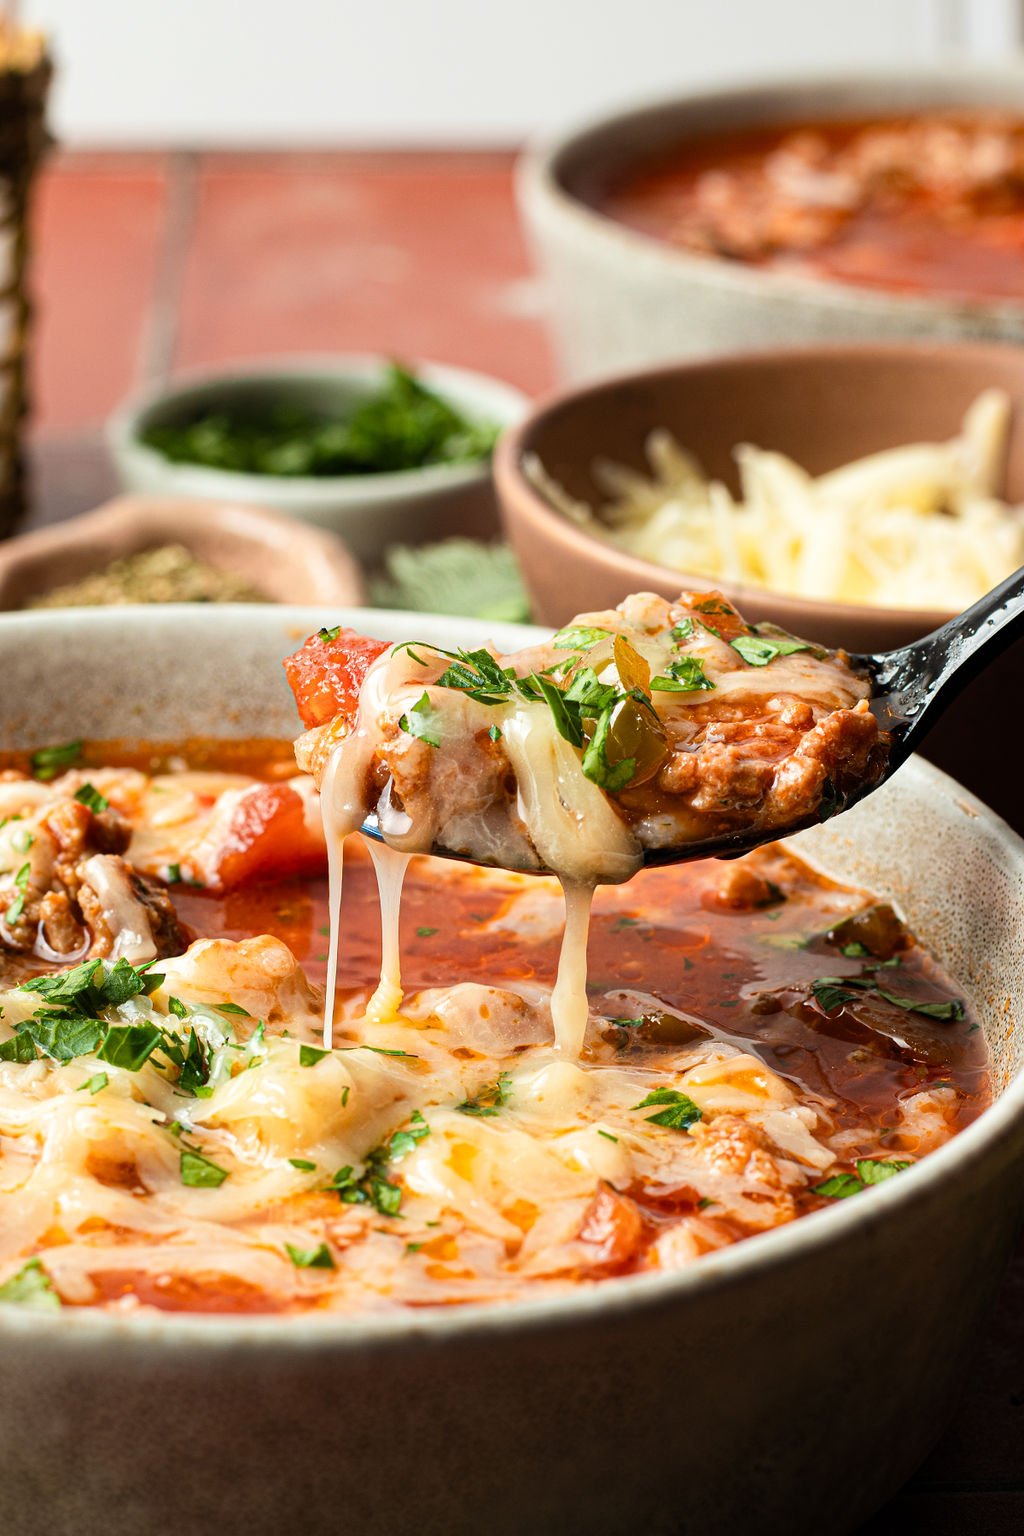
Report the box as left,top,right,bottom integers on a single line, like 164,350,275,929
360,566,1024,872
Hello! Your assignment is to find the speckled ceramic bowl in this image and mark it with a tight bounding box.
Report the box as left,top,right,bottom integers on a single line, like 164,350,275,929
520,67,1024,380
1,606,1023,1536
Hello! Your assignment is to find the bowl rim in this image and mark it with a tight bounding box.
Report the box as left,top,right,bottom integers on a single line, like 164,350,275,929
106,353,531,504
518,62,1024,319
492,337,1024,631
0,602,1021,1351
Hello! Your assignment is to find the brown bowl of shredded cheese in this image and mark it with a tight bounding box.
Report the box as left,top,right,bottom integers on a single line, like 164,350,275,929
0,495,364,610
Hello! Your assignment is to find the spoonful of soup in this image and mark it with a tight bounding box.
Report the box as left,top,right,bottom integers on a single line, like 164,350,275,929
284,574,1024,882
285,575,1024,1054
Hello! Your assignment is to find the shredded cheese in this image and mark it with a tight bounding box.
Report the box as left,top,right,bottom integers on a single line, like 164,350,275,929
527,390,1022,611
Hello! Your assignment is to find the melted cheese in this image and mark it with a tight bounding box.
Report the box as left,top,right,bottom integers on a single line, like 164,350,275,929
0,774,968,1317
499,707,641,884
0,943,850,1309
310,603,871,1059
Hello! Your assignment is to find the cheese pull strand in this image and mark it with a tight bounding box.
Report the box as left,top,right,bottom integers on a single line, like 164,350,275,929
550,878,595,1057
366,840,410,1022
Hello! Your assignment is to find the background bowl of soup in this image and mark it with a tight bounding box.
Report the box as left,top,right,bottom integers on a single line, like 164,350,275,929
0,604,1023,1535
520,67,1024,380
495,340,1024,829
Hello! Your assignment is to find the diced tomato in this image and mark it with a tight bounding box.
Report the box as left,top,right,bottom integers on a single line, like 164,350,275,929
577,1181,646,1273
192,783,327,889
283,628,389,730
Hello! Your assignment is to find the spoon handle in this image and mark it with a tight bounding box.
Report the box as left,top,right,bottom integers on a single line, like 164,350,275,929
863,563,1024,746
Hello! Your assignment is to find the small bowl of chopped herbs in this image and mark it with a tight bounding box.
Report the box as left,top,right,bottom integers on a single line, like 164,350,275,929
107,357,529,565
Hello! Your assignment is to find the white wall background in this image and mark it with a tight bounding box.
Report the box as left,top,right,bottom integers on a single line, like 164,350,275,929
19,0,1024,147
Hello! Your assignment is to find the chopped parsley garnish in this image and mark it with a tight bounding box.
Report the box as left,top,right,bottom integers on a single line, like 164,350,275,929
398,690,442,748
284,1241,335,1270
18,957,106,1008
731,634,811,667
813,1158,911,1198
299,1044,329,1067
564,667,619,714
0,1257,60,1310
97,1023,164,1071
317,625,342,642
177,1029,212,1097
810,974,964,1022
30,740,83,782
456,1073,513,1117
840,941,869,958
165,863,182,884
4,861,30,926
180,1148,230,1188
875,990,964,1021
328,1110,429,1217
0,1032,38,1063
73,782,110,813
533,674,585,748
213,1002,251,1017
670,619,695,643
597,1129,619,1143
3,960,228,1091
856,1157,912,1185
551,625,612,650
21,955,161,1010
631,1086,703,1131
15,1014,106,1063
288,1158,317,1171
810,979,864,1012
77,1072,108,1094
650,656,715,693
387,1110,431,1161
812,1172,864,1199
405,634,668,796
10,828,33,854
581,706,636,792
5,961,170,1063
488,724,502,742
432,645,518,704
693,599,734,615
416,926,438,938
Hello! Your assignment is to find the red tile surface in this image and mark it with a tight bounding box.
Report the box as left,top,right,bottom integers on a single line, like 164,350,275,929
174,152,554,399
30,152,170,432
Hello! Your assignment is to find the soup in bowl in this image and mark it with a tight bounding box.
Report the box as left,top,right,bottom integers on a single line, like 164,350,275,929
0,604,1021,1536
519,69,1024,377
